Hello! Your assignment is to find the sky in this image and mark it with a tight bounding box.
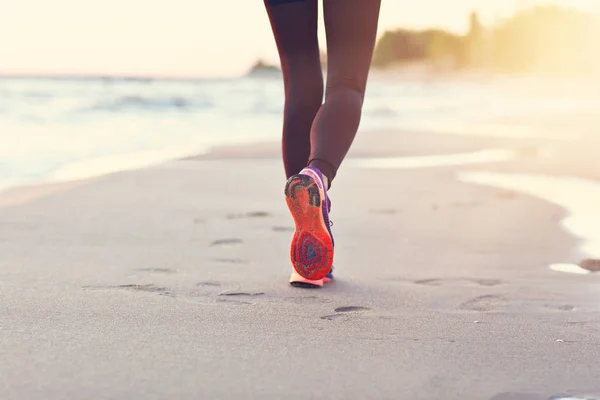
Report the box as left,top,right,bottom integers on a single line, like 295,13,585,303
1,0,598,77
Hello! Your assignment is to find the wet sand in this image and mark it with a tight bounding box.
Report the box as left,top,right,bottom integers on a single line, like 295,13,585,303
2,129,600,400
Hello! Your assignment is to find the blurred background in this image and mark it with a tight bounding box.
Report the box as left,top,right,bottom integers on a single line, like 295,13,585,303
0,0,599,191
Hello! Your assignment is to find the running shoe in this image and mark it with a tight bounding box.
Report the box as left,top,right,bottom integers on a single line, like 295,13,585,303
284,166,335,285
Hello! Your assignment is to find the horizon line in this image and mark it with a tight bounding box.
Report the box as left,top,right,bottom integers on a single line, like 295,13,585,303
0,72,247,80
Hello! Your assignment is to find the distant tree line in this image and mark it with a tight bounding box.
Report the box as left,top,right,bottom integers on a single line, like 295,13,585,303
372,6,599,75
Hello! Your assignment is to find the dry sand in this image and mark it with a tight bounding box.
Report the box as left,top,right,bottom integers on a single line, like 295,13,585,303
1,129,600,400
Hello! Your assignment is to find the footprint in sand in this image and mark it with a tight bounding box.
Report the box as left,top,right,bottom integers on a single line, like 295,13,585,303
215,290,264,306
458,295,578,313
196,281,222,287
212,258,249,264
284,296,331,305
321,306,372,320
135,268,177,275
186,281,230,298
83,284,174,297
218,290,265,297
210,238,243,246
226,211,272,220
335,306,371,313
182,282,257,303
321,314,345,321
217,298,254,305
414,278,506,287
459,295,506,312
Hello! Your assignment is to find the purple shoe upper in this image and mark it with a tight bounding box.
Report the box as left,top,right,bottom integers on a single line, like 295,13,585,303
303,166,334,246
298,166,336,281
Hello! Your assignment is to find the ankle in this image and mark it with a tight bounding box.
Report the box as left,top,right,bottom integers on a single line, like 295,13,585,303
321,174,329,190
307,160,335,189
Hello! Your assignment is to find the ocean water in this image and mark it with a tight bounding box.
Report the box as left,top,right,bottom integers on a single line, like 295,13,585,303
1,73,598,192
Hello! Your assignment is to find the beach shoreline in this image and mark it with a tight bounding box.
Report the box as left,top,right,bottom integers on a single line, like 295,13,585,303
0,127,529,204
2,126,599,264
3,124,599,267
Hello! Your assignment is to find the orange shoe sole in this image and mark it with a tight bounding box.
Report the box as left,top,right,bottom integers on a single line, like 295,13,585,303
285,174,334,281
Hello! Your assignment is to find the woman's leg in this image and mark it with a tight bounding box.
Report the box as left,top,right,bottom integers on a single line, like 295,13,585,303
308,0,381,184
265,0,331,285
264,0,324,179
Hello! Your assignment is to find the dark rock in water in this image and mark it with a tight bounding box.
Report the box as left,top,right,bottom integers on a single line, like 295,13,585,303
246,59,281,77
579,258,600,272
